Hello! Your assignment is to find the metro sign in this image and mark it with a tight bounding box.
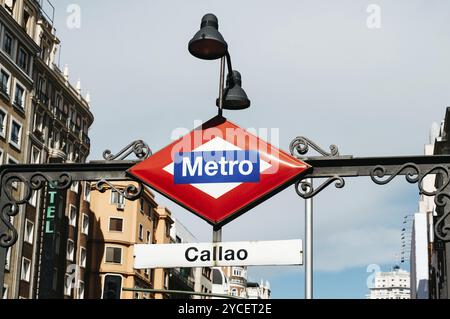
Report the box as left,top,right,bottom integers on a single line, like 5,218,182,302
128,116,311,226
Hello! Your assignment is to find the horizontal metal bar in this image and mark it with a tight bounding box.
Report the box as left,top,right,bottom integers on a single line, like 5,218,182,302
0,161,137,181
303,155,450,178
122,287,243,299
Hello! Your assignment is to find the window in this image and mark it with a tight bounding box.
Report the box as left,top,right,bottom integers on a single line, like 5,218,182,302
139,198,144,214
110,190,125,206
2,31,12,56
82,214,89,235
4,0,16,14
67,239,75,261
52,268,58,291
139,224,143,240
70,181,79,193
165,223,171,237
109,218,123,232
55,233,60,254
146,230,151,244
13,83,25,109
21,258,31,282
105,247,122,264
233,269,242,277
69,205,77,227
84,182,91,202
18,48,28,71
24,219,34,244
9,118,22,148
0,109,6,137
230,288,238,296
22,7,31,31
2,285,7,299
7,155,18,188
34,112,43,132
30,147,40,164
78,281,85,299
80,247,86,268
0,70,10,95
5,248,10,271
164,272,169,290
64,275,72,296
28,190,37,206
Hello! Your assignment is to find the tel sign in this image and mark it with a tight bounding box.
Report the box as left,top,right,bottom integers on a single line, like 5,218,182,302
128,116,311,226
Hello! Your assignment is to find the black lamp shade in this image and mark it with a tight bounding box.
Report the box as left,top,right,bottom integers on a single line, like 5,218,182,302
217,70,251,110
189,14,228,60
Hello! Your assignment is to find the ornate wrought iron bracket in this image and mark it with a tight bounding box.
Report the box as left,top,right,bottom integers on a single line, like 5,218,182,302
290,136,341,159
0,140,152,250
293,152,450,243
102,140,151,161
370,163,450,242
290,137,348,199
94,179,144,201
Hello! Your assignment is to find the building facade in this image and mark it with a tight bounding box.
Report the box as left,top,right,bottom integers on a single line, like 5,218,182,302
0,0,93,299
87,182,174,299
246,280,271,299
212,266,270,299
170,220,210,299
408,107,450,299
367,266,410,299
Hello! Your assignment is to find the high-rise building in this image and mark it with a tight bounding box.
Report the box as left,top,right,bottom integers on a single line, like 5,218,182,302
367,266,410,299
87,181,174,299
0,0,93,299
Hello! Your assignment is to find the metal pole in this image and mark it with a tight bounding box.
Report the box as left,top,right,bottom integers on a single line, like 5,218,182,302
213,226,222,243
305,178,313,299
218,56,225,117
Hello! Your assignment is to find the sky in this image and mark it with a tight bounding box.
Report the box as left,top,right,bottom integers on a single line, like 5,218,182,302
50,0,450,298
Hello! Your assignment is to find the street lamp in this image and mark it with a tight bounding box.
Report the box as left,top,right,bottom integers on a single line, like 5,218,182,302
188,13,251,115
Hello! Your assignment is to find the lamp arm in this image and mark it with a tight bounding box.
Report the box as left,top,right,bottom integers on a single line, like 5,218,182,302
225,51,234,85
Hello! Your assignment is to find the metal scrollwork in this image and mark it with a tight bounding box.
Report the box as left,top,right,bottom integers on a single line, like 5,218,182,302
290,136,339,158
295,176,345,199
370,163,450,242
0,203,19,248
103,140,152,161
291,136,345,199
94,179,144,201
0,172,73,248
434,192,450,242
370,163,420,185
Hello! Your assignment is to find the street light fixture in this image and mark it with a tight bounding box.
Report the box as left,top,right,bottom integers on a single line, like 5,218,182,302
188,13,251,115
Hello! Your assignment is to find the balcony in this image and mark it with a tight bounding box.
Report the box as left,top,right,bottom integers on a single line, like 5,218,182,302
36,92,49,107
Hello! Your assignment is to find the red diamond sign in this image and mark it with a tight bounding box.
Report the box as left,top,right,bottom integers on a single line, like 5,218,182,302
128,116,311,227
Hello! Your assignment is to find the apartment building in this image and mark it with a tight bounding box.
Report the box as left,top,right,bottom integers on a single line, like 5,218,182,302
0,0,93,299
87,182,174,299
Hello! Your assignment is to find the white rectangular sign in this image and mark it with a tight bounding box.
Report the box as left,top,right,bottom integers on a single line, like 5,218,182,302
134,239,302,269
